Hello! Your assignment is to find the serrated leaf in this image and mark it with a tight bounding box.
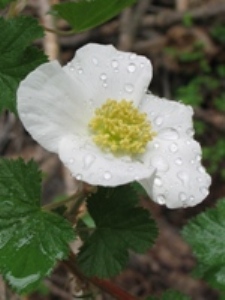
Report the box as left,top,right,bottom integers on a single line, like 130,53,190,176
0,0,14,8
77,186,158,278
146,290,190,300
182,199,225,290
52,0,137,32
0,17,47,114
0,159,75,294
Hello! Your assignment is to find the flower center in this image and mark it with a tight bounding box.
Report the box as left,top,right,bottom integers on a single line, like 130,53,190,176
89,99,156,155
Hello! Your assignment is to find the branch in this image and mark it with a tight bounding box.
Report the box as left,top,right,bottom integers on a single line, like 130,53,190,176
63,252,140,300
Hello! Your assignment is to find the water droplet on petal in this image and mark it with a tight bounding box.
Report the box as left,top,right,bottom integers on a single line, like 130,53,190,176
102,82,108,88
69,158,74,164
179,192,187,202
190,159,195,164
197,177,202,182
198,166,206,174
83,154,96,169
69,66,75,71
186,128,194,137
150,156,169,172
175,158,183,165
130,53,137,60
169,143,178,153
177,171,189,186
200,186,209,197
124,83,134,93
127,63,136,73
154,116,163,126
78,68,83,74
76,174,82,180
189,195,195,202
140,63,145,68
100,73,107,80
153,142,159,149
159,128,179,140
104,171,112,180
157,194,166,205
111,59,119,68
92,57,98,65
196,154,201,162
154,177,162,187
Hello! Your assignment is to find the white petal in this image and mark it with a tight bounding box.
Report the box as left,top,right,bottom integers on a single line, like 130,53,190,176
139,94,194,137
63,43,152,107
17,61,91,152
58,135,154,186
139,137,211,208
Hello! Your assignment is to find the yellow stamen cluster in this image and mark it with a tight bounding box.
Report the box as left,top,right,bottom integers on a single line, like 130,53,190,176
89,99,156,155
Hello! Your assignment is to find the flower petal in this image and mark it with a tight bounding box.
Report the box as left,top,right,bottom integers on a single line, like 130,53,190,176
17,61,91,152
139,94,194,137
63,43,152,107
139,137,211,208
58,135,154,186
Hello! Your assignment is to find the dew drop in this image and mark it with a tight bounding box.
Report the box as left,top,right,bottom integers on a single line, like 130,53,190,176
150,156,169,172
154,177,162,187
157,194,166,205
83,154,96,169
140,62,145,68
169,143,178,153
198,166,206,174
130,53,137,60
200,186,209,197
196,154,201,162
186,128,194,137
102,82,108,88
76,174,82,180
179,192,187,202
190,159,195,164
124,83,134,93
127,63,136,73
189,195,195,202
69,66,75,71
100,73,107,80
104,171,112,180
69,158,74,164
154,116,163,126
111,59,119,68
177,171,189,186
92,57,98,65
197,177,202,182
134,175,140,181
175,158,183,165
153,142,160,149
78,68,83,74
159,128,179,140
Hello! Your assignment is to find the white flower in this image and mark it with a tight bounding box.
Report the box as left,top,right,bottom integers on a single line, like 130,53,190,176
17,43,211,209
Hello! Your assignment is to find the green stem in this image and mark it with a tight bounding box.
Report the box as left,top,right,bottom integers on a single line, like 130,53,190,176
42,192,82,211
44,26,76,36
6,0,27,18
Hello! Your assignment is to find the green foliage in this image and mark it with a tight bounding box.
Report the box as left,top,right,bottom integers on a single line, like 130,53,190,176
203,140,225,179
52,0,137,32
0,16,47,114
182,13,193,28
77,186,158,278
146,290,190,300
0,0,14,8
211,24,225,44
182,199,225,291
0,159,75,294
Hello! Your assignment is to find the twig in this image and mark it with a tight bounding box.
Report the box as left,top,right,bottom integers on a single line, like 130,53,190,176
118,0,150,51
63,252,140,300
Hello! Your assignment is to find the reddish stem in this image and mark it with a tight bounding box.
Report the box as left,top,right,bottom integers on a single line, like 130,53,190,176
63,252,139,300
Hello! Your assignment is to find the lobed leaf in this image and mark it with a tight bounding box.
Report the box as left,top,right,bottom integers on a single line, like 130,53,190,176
182,199,225,290
52,0,137,32
0,159,75,293
0,17,47,114
77,185,158,278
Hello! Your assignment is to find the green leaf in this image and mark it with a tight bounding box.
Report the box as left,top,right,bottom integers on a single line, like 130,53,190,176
77,186,158,278
0,159,75,294
52,0,137,32
0,0,14,8
0,16,47,114
146,290,190,300
182,199,225,290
